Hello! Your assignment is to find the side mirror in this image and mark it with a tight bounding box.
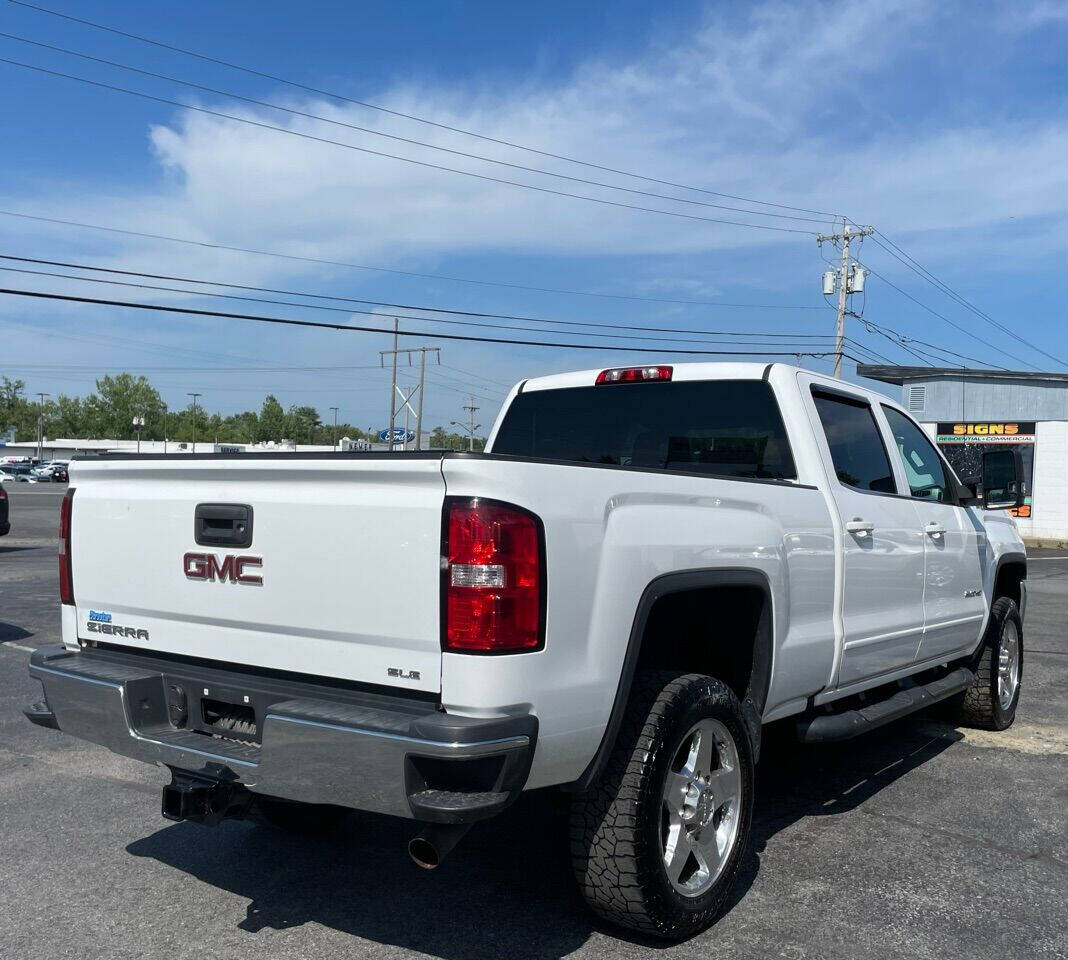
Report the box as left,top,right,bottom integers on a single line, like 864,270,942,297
981,448,1025,510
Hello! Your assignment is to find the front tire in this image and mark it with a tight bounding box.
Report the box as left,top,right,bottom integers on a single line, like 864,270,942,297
954,596,1023,731
570,671,754,940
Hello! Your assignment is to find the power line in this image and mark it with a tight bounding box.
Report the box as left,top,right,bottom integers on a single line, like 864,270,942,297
438,363,515,389
0,31,832,226
860,322,946,367
860,320,1004,369
857,262,1041,371
0,287,862,361
867,231,1064,368
0,304,323,371
0,253,833,337
0,210,825,309
0,263,848,350
7,0,839,219
3,361,385,373
0,56,820,237
1,253,979,372
10,6,1032,373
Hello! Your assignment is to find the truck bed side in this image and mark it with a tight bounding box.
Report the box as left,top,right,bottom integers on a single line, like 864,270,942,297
439,455,835,788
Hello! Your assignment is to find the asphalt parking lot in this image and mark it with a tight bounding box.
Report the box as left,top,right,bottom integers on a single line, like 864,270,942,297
1,484,1065,960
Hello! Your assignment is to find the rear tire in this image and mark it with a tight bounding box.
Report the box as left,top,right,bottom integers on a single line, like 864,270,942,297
954,596,1022,731
570,671,754,940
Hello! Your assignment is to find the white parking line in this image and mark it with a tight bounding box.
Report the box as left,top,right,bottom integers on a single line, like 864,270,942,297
1028,556,1068,561
3,643,35,654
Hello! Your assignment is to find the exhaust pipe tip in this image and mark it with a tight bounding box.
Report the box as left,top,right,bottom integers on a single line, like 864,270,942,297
407,823,471,870
408,836,442,870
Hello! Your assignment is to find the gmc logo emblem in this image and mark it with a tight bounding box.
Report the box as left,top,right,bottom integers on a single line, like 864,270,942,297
183,552,263,585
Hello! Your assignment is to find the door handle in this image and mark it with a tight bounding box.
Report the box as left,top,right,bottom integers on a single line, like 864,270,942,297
845,519,874,537
925,522,946,539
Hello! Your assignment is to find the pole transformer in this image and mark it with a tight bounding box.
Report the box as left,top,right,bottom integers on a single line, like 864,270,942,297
817,223,873,378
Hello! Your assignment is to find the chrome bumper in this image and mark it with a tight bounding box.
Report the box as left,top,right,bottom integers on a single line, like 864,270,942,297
26,645,535,822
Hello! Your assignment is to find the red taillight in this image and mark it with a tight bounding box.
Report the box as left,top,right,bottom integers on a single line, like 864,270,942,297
59,487,75,605
595,365,672,384
443,498,544,653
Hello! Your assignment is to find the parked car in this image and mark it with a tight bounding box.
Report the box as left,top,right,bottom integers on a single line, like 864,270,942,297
23,363,1027,940
0,484,8,536
50,465,69,483
0,465,35,482
31,462,69,482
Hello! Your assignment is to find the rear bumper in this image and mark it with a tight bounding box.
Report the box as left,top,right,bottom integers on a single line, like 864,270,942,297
25,645,536,823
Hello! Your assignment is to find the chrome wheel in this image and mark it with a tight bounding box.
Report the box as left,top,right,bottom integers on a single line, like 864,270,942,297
660,718,742,897
998,619,1020,709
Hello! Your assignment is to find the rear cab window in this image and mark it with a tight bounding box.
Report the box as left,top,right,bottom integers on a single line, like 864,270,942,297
811,390,897,494
491,379,797,481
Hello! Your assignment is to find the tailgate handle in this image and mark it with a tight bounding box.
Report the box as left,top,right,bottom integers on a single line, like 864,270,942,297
194,503,253,548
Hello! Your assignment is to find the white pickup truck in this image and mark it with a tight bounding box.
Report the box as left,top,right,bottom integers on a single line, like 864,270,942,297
25,362,1028,940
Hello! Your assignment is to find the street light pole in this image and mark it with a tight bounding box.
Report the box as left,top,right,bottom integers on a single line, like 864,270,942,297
35,392,50,462
187,392,202,454
132,414,145,454
330,406,339,451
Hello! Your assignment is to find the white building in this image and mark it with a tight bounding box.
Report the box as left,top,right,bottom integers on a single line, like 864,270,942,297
860,365,1068,542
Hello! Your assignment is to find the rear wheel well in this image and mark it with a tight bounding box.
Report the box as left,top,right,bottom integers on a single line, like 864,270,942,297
994,561,1026,607
636,584,767,706
571,574,771,791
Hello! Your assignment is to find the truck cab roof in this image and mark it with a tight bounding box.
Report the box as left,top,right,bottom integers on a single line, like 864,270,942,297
518,361,778,394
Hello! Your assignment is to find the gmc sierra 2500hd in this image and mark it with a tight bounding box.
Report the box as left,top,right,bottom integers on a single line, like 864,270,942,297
24,362,1027,940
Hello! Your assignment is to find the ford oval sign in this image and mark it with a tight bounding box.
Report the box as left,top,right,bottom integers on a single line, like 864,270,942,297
378,428,415,443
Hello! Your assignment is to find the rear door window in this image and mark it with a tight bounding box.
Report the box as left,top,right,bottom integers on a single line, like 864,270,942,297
491,379,797,480
812,391,897,494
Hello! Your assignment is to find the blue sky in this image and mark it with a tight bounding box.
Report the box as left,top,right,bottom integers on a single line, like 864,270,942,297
2,0,1068,432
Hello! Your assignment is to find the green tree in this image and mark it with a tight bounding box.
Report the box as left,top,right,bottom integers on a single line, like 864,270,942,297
83,374,165,439
50,395,87,437
427,426,485,451
0,377,31,439
223,410,260,444
285,404,320,444
256,394,286,442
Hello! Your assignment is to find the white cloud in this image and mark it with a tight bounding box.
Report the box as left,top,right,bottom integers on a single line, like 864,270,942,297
1020,1,1068,26
7,0,1066,287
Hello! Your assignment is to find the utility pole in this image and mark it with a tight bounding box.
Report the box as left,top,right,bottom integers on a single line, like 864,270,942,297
451,396,481,451
35,392,49,462
187,392,201,453
330,406,339,451
385,318,399,451
415,350,426,451
817,223,873,378
379,335,440,451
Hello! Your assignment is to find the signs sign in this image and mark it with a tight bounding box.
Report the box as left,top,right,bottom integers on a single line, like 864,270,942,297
935,422,1036,443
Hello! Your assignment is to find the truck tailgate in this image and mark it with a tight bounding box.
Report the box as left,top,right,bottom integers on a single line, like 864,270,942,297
67,456,446,693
